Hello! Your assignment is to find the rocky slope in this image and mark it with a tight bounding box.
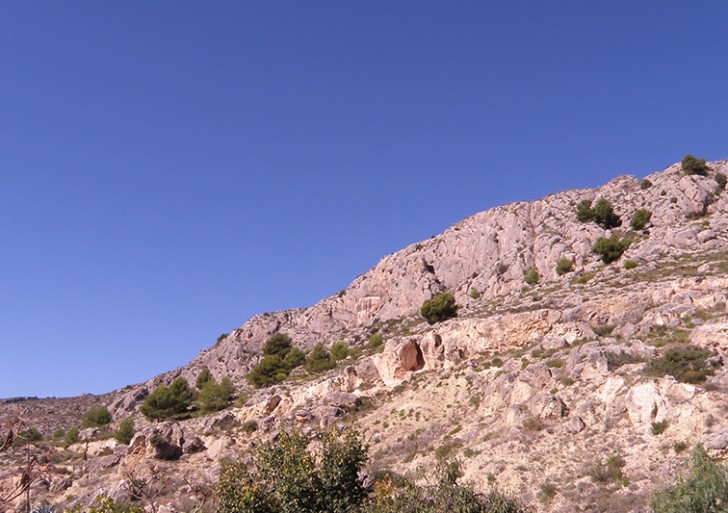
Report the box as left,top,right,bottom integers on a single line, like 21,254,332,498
2,158,728,513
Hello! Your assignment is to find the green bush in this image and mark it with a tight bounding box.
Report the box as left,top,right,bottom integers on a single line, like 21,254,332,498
640,179,653,190
195,367,213,390
681,154,707,176
64,426,80,448
594,236,630,264
12,427,43,447
623,260,638,270
368,333,384,351
198,376,235,413
264,333,294,357
630,208,652,230
651,444,728,513
523,268,540,285
217,428,368,513
114,418,135,445
140,378,195,420
715,172,727,190
644,344,718,384
651,420,669,435
217,428,527,513
306,343,336,374
247,354,289,388
247,333,306,388
469,288,480,299
576,199,594,222
330,341,350,361
420,293,459,324
82,406,113,428
591,198,622,228
555,257,573,276
590,454,628,486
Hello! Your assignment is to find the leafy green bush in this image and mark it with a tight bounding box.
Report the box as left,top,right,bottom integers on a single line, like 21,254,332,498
715,172,727,190
64,426,80,448
623,260,638,270
630,208,652,230
247,355,289,388
217,428,368,513
594,236,630,264
555,257,573,276
368,333,384,351
82,406,113,428
198,376,235,413
306,343,336,374
576,199,594,222
640,179,653,190
591,198,622,228
469,288,480,299
140,378,195,420
264,333,294,357
420,293,459,324
644,344,718,384
330,341,350,361
114,418,135,445
523,268,540,285
651,444,728,513
681,154,707,176
247,333,306,388
195,367,213,390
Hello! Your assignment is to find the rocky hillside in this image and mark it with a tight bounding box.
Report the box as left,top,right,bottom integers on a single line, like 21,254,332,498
2,157,728,513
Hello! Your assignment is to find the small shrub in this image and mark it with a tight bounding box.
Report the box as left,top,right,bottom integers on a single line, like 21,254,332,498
330,341,350,361
539,482,557,502
114,418,135,445
651,444,728,513
593,324,615,337
555,257,573,276
82,406,112,428
673,441,688,454
592,198,622,228
681,154,707,176
523,417,545,432
198,376,234,413
590,454,627,486
368,333,384,351
216,332,228,345
523,267,540,285
715,172,727,190
241,420,258,433
247,333,306,388
624,260,638,270
305,343,336,374
575,272,596,284
140,378,195,420
594,236,630,264
469,288,480,299
64,426,80,448
576,199,595,222
651,420,669,435
640,179,653,190
644,344,718,384
195,367,213,390
420,292,459,324
12,428,43,447
630,208,652,230
546,359,563,368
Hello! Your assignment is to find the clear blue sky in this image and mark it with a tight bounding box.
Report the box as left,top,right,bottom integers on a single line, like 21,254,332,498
1,2,726,398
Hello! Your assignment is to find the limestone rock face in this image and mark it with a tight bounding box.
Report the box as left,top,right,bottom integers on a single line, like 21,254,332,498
127,422,185,461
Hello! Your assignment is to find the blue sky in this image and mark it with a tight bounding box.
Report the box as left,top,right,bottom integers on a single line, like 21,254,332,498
1,2,727,398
